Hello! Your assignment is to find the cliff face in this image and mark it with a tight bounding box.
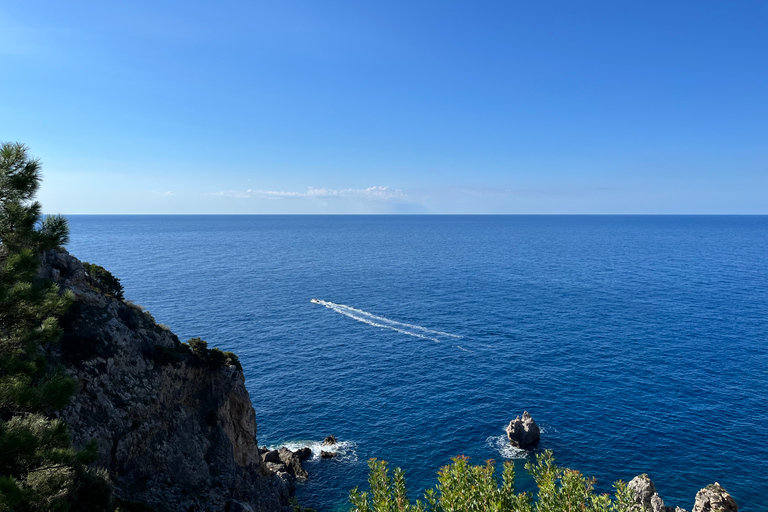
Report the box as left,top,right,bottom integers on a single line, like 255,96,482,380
40,249,289,512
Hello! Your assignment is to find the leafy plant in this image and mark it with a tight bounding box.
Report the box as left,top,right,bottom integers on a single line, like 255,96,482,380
82,262,124,300
350,451,635,512
186,337,242,370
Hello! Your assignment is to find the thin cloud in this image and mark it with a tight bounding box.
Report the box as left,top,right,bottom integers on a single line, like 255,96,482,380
212,186,408,202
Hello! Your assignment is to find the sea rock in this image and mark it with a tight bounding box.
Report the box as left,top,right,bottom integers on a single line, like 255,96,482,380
505,411,540,449
40,249,290,511
263,450,281,463
628,474,658,507
279,447,308,479
692,483,738,512
323,435,337,446
320,451,337,459
294,447,312,460
627,474,688,512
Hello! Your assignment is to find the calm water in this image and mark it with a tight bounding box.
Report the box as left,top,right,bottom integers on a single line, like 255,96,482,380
65,216,768,511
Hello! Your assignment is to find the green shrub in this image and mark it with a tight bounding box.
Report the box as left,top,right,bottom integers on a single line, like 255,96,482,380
82,262,124,300
187,337,208,357
185,338,242,371
349,451,635,512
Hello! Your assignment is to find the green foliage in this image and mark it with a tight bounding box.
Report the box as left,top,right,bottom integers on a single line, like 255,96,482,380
289,495,316,512
82,262,124,300
0,142,113,510
350,451,634,512
185,338,242,370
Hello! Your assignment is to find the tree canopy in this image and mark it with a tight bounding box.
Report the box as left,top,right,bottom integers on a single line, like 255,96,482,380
0,142,112,511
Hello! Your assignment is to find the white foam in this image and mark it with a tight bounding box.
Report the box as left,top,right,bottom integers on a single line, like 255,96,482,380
312,299,462,343
486,434,529,460
265,438,358,463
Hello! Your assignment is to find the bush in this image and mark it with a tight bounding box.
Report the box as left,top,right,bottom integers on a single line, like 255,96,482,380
349,451,636,512
82,262,124,300
185,338,242,370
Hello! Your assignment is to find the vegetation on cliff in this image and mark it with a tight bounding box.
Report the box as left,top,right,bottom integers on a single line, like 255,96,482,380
350,451,636,512
0,142,112,510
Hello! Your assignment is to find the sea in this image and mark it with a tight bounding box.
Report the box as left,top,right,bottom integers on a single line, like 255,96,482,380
65,215,768,511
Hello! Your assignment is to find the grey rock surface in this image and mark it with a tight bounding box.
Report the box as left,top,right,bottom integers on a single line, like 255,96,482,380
692,483,738,512
41,249,290,512
505,411,540,449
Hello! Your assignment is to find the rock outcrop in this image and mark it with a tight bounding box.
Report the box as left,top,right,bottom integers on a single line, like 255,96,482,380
627,474,738,512
40,249,290,512
506,411,540,449
692,483,738,512
627,473,686,512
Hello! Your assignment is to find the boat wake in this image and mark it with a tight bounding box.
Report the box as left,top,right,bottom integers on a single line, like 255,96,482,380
311,299,462,343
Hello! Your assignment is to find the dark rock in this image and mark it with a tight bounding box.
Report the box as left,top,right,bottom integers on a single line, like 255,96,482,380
692,483,738,512
278,447,308,479
266,462,289,474
263,450,280,463
294,447,312,461
320,451,337,459
229,500,256,512
505,411,540,449
323,435,337,446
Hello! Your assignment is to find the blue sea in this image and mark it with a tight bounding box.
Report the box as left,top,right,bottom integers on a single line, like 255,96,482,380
65,215,768,511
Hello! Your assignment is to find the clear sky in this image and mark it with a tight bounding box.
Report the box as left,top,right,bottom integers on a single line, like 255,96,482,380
2,1,766,214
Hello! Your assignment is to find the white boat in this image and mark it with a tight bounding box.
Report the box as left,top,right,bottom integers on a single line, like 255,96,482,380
310,298,322,304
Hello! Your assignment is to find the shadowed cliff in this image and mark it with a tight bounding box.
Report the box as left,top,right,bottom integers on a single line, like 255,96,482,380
40,249,290,512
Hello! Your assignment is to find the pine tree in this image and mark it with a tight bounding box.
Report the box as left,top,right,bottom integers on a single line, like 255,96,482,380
0,142,112,511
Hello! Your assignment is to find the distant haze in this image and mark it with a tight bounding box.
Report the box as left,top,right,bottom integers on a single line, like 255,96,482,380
2,1,766,214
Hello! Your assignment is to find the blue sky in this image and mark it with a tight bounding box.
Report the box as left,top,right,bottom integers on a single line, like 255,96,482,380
2,1,766,214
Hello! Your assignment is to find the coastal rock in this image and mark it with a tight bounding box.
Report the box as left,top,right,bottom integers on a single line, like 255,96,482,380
294,447,312,461
278,447,308,479
628,474,657,507
692,483,738,512
505,411,540,449
627,474,688,512
323,435,337,446
263,450,281,463
41,249,290,512
320,451,337,459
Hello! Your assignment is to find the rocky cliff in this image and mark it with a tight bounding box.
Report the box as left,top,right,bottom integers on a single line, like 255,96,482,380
40,249,290,512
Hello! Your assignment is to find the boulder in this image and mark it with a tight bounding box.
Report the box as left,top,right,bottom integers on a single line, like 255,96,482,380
505,411,540,449
278,447,308,479
692,483,738,512
262,450,280,463
627,474,687,512
628,474,657,507
320,450,337,459
294,447,312,461
323,435,337,446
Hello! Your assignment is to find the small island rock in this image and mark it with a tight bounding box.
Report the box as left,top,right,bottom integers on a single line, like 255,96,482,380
294,447,312,461
627,474,686,512
320,450,337,459
506,411,540,449
323,435,337,446
692,483,738,512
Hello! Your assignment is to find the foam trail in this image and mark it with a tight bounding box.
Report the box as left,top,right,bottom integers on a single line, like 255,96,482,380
312,300,462,342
